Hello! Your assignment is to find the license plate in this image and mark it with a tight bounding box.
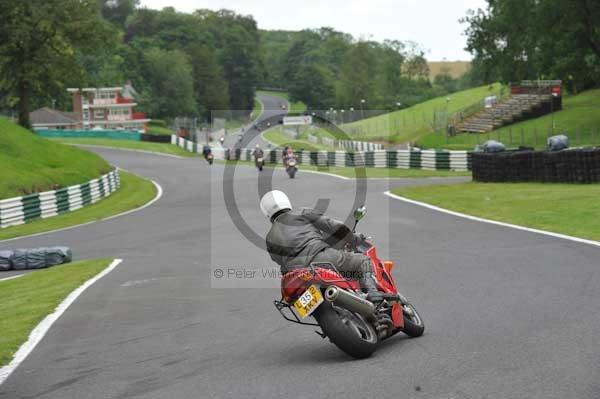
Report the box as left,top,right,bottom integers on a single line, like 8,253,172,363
293,285,323,319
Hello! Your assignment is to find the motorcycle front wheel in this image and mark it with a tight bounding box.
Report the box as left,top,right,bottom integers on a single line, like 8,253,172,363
314,303,378,359
401,301,425,337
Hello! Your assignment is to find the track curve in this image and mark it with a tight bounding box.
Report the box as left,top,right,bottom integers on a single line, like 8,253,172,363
0,147,599,399
223,93,288,150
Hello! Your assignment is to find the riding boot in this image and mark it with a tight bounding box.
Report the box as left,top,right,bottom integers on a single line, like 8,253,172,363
359,272,383,302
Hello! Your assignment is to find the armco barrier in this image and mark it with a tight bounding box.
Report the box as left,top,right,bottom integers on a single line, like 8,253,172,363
305,134,384,151
171,135,471,171
0,169,120,229
36,129,171,143
36,129,141,140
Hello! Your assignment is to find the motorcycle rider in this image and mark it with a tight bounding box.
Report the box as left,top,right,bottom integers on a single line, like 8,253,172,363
282,146,290,164
260,190,383,302
283,147,296,167
253,144,264,169
202,144,212,158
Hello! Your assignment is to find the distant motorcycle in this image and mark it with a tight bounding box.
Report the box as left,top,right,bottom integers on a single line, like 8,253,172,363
256,157,264,171
286,156,297,178
205,152,214,165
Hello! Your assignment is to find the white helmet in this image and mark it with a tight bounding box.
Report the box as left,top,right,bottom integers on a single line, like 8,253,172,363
260,190,291,220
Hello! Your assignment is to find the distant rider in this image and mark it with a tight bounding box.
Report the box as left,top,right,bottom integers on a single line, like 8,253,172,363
283,147,296,167
260,190,383,301
253,144,264,163
202,144,212,160
252,144,265,162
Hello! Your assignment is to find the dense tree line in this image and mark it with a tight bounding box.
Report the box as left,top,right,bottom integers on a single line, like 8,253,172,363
260,29,482,112
0,1,260,127
1,1,484,128
463,0,600,92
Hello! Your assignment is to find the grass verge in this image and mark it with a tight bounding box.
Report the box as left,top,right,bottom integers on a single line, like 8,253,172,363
417,88,600,150
147,122,174,136
50,138,198,157
0,258,113,367
0,171,156,241
342,83,504,144
262,127,335,151
220,159,471,178
0,118,111,199
391,182,600,241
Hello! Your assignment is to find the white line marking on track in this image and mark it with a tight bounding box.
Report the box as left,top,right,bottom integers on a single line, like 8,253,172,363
0,258,123,386
0,176,163,243
64,143,186,159
297,169,350,180
384,191,600,249
0,274,25,283
102,173,163,221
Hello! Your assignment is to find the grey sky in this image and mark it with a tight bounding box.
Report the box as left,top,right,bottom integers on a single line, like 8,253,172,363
139,0,488,61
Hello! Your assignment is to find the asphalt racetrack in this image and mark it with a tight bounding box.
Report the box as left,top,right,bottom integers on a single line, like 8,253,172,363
1,101,599,398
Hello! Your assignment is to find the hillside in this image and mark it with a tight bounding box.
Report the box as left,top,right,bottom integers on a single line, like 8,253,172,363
428,61,471,79
417,88,600,150
335,83,504,145
0,118,111,199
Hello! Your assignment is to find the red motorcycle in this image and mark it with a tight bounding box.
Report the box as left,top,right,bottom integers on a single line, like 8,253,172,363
274,206,424,358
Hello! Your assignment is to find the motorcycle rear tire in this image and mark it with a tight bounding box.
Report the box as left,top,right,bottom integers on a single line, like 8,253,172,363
314,303,378,359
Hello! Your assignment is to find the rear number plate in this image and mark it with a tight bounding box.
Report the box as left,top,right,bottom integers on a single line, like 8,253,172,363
293,285,323,319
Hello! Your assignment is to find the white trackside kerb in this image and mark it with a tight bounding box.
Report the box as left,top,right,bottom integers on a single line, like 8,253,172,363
0,258,123,386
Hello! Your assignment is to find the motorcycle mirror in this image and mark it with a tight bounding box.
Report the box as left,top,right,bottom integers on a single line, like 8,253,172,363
354,206,366,221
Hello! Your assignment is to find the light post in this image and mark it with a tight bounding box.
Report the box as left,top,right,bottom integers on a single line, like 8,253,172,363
551,90,558,133
350,107,354,122
333,110,338,125
340,109,345,124
51,99,56,109
445,97,451,128
360,99,366,120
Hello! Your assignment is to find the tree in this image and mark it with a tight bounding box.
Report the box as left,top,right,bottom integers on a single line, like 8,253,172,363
139,48,196,118
187,43,230,121
463,0,600,90
98,0,139,28
337,42,380,109
0,0,114,128
288,63,334,110
205,10,261,111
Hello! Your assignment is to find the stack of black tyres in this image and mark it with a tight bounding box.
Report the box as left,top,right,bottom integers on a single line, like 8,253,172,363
140,134,171,143
472,148,600,183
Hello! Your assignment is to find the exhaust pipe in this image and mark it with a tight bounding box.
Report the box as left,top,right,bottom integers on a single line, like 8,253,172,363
324,286,375,317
